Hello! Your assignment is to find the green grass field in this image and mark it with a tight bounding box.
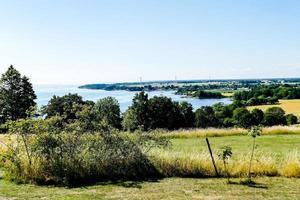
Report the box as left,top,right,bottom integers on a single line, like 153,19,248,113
0,177,300,199
1,133,300,199
248,99,300,117
170,135,300,159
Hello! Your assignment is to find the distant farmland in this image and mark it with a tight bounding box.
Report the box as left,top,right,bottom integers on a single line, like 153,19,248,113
248,99,300,117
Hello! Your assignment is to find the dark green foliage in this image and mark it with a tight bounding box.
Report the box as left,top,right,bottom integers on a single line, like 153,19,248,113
176,89,224,99
123,92,195,131
0,65,36,123
233,108,253,128
285,114,298,125
195,106,219,128
177,101,195,128
148,96,179,129
148,96,174,129
212,103,235,127
234,85,300,106
41,93,93,122
251,109,264,125
93,97,121,129
264,107,286,126
131,91,150,131
122,92,290,131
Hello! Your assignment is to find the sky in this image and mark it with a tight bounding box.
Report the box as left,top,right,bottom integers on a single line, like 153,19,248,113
0,0,300,85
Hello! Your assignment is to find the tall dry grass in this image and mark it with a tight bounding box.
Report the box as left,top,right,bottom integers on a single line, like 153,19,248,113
149,149,300,178
160,126,300,138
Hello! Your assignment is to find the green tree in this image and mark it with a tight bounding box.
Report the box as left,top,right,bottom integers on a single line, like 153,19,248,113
0,65,36,123
131,91,150,130
233,107,253,128
251,108,264,125
177,101,195,128
122,107,138,131
42,93,93,122
148,96,177,129
213,103,234,127
264,107,286,126
93,97,121,129
285,114,298,125
74,104,98,132
195,106,219,128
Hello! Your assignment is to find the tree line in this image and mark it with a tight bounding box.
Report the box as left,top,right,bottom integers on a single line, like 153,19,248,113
234,85,300,106
0,66,298,133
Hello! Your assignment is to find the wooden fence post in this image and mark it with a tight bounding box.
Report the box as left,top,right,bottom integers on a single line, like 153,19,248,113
205,137,219,177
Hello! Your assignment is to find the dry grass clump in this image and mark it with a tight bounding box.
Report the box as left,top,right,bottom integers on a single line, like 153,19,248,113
229,153,278,177
279,151,300,178
150,150,216,177
263,126,300,136
150,149,299,178
161,128,247,138
159,126,300,139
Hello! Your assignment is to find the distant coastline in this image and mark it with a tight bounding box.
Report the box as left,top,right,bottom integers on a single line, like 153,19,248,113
78,78,300,99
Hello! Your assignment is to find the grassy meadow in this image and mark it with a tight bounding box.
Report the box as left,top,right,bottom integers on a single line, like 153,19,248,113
150,134,300,178
1,127,300,199
248,99,300,117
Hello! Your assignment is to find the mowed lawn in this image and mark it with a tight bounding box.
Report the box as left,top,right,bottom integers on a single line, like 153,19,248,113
248,99,300,117
0,177,300,200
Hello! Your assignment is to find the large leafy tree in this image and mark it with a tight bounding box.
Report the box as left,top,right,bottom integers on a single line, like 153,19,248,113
93,97,121,129
251,108,264,125
0,65,36,123
148,96,177,129
195,106,219,128
177,101,195,128
264,107,286,126
233,107,253,128
42,93,93,122
131,91,150,131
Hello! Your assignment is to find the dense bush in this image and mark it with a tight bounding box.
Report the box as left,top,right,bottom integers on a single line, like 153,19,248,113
2,118,168,185
264,107,287,126
285,114,298,125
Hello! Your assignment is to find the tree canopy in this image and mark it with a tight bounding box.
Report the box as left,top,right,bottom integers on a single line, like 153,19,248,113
0,65,36,123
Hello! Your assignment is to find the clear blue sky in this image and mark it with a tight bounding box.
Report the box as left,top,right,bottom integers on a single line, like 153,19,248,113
0,0,300,84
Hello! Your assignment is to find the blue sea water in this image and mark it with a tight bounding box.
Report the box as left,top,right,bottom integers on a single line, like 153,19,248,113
34,85,232,112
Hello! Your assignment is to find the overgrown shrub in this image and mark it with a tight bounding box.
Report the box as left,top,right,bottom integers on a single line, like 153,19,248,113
285,114,298,125
2,119,168,186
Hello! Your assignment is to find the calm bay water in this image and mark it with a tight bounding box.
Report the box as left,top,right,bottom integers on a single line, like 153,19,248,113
34,85,232,112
